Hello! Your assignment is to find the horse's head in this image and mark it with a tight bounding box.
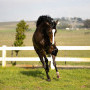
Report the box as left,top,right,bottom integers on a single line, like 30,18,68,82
45,20,58,44
36,15,58,45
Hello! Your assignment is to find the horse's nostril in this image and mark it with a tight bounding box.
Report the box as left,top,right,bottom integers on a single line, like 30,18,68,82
52,49,58,56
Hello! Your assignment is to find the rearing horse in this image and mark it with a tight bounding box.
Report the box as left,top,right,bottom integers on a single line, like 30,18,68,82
32,15,60,81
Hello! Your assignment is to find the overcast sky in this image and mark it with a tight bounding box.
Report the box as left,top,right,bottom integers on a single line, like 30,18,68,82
0,0,90,22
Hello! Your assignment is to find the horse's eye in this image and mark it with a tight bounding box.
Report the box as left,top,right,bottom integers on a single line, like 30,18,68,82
49,32,52,34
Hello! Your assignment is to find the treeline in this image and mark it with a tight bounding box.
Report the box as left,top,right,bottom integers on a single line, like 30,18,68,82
55,17,90,29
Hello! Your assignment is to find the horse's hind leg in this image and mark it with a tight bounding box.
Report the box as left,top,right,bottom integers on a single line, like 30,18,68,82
39,53,51,81
35,49,51,81
35,50,46,69
52,55,60,78
39,54,46,69
44,55,51,81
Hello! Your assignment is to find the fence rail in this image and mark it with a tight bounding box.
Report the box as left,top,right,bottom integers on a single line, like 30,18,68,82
0,45,90,69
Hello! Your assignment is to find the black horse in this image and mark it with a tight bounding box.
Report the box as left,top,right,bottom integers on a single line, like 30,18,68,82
32,15,60,81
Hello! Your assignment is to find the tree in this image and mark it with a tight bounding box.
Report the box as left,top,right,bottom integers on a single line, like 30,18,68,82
84,19,90,28
14,20,29,46
57,23,71,29
11,20,29,65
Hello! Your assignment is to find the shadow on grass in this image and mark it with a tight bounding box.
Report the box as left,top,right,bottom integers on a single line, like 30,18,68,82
21,69,45,80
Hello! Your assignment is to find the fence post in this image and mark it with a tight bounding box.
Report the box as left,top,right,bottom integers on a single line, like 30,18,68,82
51,56,55,69
2,45,6,67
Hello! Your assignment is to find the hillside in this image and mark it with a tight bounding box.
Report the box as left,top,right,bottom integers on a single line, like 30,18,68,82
0,21,36,31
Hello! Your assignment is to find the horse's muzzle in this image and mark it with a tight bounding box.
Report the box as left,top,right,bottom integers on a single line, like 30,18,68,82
51,47,58,56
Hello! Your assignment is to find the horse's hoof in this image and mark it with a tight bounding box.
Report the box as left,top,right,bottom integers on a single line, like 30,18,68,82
57,75,60,78
47,79,51,82
56,72,60,78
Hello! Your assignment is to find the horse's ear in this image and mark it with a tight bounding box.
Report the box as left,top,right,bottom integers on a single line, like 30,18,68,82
56,20,59,25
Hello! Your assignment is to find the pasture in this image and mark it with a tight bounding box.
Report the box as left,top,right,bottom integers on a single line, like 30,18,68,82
0,67,90,90
0,27,90,65
0,22,90,89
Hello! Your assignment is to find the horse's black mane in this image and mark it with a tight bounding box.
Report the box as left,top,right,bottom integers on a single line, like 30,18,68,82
36,15,53,27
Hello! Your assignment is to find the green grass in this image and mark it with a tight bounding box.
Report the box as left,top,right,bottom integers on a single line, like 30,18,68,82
0,67,90,90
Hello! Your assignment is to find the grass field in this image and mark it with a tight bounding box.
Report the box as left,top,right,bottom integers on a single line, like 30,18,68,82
0,23,90,90
0,28,90,66
0,67,90,90
0,29,90,46
0,29,89,56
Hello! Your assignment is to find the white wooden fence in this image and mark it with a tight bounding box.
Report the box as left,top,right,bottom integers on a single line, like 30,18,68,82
0,45,90,69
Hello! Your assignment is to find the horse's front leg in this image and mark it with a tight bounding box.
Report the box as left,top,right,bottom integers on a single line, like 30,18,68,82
51,45,60,78
52,55,60,78
44,55,51,81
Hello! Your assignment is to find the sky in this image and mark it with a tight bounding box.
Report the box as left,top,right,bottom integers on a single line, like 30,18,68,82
0,0,90,22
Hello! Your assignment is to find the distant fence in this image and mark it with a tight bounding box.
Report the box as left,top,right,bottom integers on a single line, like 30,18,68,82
0,45,90,69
